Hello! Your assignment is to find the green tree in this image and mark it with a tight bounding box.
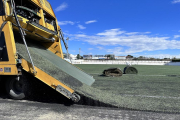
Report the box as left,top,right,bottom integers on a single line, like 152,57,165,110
76,54,83,59
77,54,81,59
172,57,176,60
127,55,133,58
139,56,144,59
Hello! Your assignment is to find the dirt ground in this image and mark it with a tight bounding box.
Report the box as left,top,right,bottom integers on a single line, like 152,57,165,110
0,98,180,120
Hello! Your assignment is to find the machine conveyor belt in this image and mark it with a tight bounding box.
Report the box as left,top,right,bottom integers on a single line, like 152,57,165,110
15,40,95,87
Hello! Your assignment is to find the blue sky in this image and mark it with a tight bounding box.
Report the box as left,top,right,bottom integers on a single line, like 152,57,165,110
49,0,180,58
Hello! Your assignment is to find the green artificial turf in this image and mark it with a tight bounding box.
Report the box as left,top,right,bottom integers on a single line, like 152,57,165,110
76,64,180,112
15,36,180,112
76,64,180,76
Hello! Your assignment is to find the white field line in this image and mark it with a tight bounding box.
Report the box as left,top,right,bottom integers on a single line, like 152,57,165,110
136,75,166,77
121,94,180,99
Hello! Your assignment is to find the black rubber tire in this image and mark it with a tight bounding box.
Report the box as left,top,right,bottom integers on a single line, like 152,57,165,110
6,76,25,99
5,71,33,100
5,75,28,100
124,66,138,74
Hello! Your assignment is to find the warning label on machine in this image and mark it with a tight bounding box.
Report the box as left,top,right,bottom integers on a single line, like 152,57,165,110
4,67,11,72
0,68,3,72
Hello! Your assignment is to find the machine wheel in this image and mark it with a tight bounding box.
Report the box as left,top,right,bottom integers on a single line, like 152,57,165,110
124,66,138,74
71,93,81,103
6,76,26,100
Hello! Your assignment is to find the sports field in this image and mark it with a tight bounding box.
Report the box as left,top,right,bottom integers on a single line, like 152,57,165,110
76,64,180,112
16,39,180,113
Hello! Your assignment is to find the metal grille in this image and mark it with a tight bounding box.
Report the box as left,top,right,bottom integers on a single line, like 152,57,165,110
45,0,51,9
38,0,44,5
28,21,57,35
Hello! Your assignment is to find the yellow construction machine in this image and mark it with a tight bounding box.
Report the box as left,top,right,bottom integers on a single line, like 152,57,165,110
0,0,95,102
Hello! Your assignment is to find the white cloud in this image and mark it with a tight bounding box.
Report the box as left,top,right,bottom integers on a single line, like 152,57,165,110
125,32,139,35
125,32,151,35
97,46,104,50
145,32,151,34
172,0,180,4
77,24,86,29
174,35,180,38
97,29,125,36
75,34,87,37
88,48,94,50
69,28,180,55
85,20,97,24
70,50,76,53
55,2,68,12
107,47,123,55
58,21,74,25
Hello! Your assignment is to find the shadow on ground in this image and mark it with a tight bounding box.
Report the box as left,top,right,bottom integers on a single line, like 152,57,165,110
0,77,74,106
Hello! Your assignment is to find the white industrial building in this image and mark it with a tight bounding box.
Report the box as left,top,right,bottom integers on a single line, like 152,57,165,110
115,56,126,60
83,55,92,59
69,54,77,60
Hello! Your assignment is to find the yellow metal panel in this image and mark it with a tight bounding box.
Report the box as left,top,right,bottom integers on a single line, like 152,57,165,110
42,1,55,18
42,24,63,59
42,42,64,58
0,65,18,75
10,16,29,32
44,0,51,9
0,19,17,64
45,23,54,31
38,0,44,6
21,59,74,98
10,16,58,41
39,9,46,27
27,22,58,40
36,0,55,18
58,40,64,59
0,2,17,75
31,0,42,8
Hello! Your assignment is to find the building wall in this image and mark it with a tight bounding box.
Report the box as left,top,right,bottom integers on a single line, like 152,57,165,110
115,56,126,59
70,54,77,60
71,60,175,66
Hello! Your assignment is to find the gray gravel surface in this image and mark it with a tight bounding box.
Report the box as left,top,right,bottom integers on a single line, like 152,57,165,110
0,98,180,120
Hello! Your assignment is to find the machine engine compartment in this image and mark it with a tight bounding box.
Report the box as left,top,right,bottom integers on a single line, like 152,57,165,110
14,0,40,23
14,0,57,33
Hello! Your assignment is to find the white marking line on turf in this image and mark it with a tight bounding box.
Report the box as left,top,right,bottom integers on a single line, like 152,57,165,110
137,75,166,77
121,94,180,99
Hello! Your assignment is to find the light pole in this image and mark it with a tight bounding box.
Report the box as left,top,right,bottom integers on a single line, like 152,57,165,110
79,48,81,57
66,37,69,59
